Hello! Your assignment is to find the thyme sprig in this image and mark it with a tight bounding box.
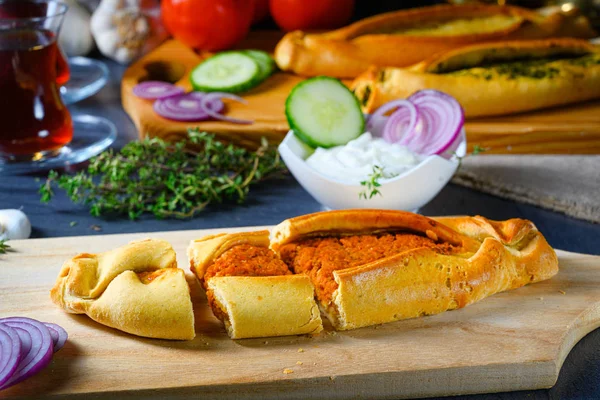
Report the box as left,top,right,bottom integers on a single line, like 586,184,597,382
359,165,384,200
455,144,489,169
0,240,10,254
471,145,488,155
40,130,287,219
358,144,489,200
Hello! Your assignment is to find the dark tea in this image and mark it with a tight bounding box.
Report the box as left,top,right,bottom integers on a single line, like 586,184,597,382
0,28,73,158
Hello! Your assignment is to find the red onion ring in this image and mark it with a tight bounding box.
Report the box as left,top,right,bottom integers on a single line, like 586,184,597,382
154,92,224,122
0,324,21,388
367,99,418,138
381,100,419,144
406,90,464,155
132,81,185,100
43,323,68,353
0,318,53,389
199,92,253,125
440,127,465,160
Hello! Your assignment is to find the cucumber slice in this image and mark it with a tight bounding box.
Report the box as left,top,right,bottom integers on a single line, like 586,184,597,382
243,50,276,82
190,52,261,93
286,77,365,148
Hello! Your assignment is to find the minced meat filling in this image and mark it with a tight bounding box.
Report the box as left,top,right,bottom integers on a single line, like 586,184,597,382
279,233,456,303
205,244,291,323
205,244,291,281
136,269,168,284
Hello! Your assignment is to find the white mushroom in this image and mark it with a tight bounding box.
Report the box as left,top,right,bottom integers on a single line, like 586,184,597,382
0,210,32,241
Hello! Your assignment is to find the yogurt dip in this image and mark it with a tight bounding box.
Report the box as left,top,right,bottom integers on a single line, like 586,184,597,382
305,132,421,184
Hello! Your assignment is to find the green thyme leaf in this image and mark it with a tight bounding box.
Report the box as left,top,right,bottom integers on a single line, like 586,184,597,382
0,240,10,254
359,165,384,200
471,145,489,155
40,130,287,220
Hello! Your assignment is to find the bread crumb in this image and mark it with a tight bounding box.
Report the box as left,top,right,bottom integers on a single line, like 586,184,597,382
538,297,544,300
263,341,268,344
329,376,335,381
296,361,303,365
297,348,304,353
283,368,294,374
559,290,566,295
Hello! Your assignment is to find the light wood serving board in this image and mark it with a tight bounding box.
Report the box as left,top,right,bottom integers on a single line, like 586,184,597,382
1,227,600,399
122,35,600,154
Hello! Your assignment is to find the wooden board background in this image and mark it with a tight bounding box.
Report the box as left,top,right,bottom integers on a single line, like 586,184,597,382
1,227,600,399
121,34,600,154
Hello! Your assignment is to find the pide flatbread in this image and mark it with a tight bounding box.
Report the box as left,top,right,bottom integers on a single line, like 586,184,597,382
207,275,322,339
50,239,195,340
188,231,323,339
53,211,557,339
274,4,596,78
351,38,600,117
270,210,558,330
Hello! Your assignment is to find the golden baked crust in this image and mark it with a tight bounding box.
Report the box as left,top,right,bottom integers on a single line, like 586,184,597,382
208,275,322,339
50,239,195,340
274,4,596,78
270,210,558,330
271,209,482,253
351,38,600,117
188,231,271,281
188,231,323,339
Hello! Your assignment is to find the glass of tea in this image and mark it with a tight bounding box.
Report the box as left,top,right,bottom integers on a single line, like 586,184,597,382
0,0,73,162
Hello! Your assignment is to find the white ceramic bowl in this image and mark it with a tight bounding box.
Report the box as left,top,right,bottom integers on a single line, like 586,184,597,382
278,130,466,211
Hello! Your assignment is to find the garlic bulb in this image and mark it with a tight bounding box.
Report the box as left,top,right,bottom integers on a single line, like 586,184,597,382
0,210,32,241
59,0,94,57
90,0,168,64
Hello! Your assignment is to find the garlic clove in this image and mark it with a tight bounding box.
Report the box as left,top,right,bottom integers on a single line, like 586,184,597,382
0,210,32,241
59,0,94,57
94,30,121,58
90,0,167,64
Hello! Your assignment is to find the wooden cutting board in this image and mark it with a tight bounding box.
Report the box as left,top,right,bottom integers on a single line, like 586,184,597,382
1,227,600,399
121,35,600,154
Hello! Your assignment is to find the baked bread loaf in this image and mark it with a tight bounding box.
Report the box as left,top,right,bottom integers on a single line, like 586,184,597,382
188,231,323,339
50,239,195,340
274,4,596,78
351,38,600,117
270,210,558,330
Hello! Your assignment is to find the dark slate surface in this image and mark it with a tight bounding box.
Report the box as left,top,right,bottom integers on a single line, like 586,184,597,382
1,59,599,400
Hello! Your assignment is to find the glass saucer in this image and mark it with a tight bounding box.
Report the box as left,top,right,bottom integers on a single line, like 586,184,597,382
0,115,117,175
61,57,110,105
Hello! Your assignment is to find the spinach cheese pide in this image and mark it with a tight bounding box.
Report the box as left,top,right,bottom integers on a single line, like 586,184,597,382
352,38,600,117
274,4,596,78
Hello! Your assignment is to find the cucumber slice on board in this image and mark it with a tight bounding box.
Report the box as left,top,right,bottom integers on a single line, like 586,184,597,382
190,52,261,93
286,77,365,148
243,50,276,81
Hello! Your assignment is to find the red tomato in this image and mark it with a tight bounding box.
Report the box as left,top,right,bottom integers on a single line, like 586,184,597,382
161,0,255,51
269,0,355,32
252,0,270,24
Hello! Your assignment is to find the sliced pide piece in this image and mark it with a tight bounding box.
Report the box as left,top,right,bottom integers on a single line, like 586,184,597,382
351,38,600,116
274,4,596,78
188,231,323,339
270,209,558,330
50,239,195,340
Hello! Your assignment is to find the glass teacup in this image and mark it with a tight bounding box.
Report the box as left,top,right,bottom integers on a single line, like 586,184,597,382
0,0,73,162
